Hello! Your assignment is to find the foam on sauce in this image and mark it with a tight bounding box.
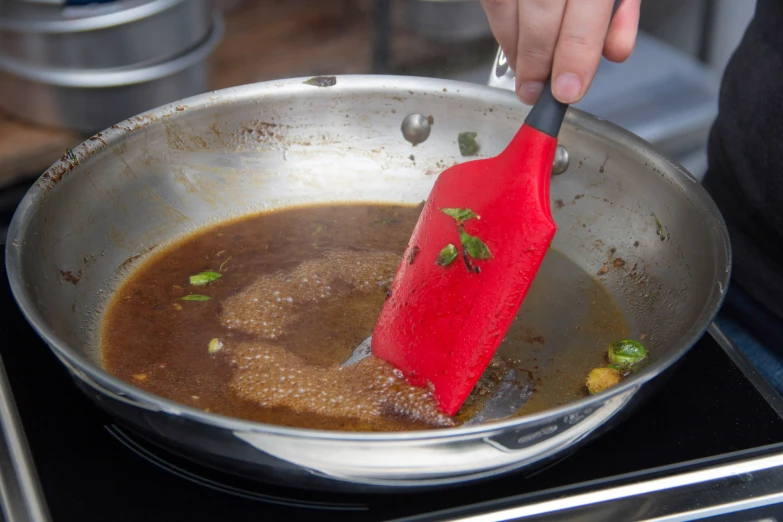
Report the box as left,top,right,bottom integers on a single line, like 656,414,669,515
220,250,453,427
229,341,455,427
220,251,398,339
101,203,630,432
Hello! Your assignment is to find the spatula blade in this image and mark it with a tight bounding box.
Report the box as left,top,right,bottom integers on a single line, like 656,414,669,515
371,125,558,415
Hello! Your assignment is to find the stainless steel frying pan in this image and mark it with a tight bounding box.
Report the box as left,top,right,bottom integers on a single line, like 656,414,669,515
5,75,730,492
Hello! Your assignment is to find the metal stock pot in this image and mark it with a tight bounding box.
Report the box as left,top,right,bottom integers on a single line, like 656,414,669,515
5,75,730,492
0,0,213,69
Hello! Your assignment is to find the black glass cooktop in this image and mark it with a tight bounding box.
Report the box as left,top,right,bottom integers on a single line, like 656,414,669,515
2,182,783,521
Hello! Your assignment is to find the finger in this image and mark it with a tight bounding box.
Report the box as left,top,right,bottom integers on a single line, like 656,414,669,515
480,0,520,74
514,0,568,105
604,0,641,62
551,0,615,104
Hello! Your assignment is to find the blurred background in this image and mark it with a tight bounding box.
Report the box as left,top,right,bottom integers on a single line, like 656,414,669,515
0,0,757,194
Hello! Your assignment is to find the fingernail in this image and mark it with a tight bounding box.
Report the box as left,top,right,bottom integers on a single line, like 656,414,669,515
518,81,544,105
553,73,582,103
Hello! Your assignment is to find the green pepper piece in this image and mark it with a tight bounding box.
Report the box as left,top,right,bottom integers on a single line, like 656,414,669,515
190,271,221,286
608,339,648,367
208,338,224,354
181,294,212,301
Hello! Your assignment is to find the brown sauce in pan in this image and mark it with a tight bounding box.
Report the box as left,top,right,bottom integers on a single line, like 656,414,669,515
101,204,628,432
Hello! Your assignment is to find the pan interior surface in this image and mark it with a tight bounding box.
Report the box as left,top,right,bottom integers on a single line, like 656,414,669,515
7,76,730,440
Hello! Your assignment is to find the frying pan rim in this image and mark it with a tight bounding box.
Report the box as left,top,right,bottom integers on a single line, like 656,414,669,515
5,74,732,442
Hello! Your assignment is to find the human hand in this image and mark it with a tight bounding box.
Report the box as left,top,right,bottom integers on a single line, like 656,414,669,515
480,0,641,105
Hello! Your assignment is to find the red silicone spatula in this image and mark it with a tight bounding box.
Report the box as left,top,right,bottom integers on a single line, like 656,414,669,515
372,2,623,416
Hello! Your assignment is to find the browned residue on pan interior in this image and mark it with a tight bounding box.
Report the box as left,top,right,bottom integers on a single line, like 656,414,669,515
116,245,159,274
59,270,81,285
58,252,103,285
101,203,628,432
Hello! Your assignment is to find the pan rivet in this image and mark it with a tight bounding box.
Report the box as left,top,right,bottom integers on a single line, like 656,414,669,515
401,114,431,146
553,145,569,175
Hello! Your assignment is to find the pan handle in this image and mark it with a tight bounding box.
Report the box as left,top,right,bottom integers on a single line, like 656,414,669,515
0,355,52,522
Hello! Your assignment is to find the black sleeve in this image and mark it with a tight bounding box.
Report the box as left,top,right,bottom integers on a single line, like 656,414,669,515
702,0,783,320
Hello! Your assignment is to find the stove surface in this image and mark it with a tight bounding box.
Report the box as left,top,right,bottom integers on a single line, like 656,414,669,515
3,252,783,522
2,185,783,521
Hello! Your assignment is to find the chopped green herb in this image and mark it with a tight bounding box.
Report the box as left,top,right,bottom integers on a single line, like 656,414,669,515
458,132,480,156
313,225,324,236
436,244,459,267
303,76,337,87
65,148,79,165
652,213,667,241
459,229,492,260
441,208,479,224
181,294,212,301
208,338,224,354
190,271,221,286
438,206,490,273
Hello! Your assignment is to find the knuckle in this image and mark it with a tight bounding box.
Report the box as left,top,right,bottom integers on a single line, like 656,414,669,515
519,45,553,64
516,34,556,78
560,32,595,54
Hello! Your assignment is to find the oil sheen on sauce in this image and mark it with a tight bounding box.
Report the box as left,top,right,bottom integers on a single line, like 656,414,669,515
101,203,628,432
